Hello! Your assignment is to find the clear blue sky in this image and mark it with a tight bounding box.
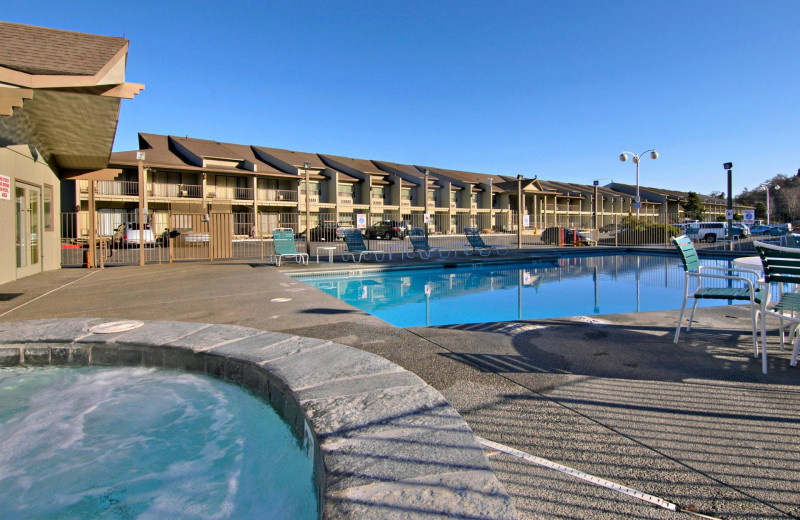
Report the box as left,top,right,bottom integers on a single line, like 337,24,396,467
8,1,800,195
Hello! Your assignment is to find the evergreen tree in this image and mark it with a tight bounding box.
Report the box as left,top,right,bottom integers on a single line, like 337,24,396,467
754,202,767,220
683,192,705,220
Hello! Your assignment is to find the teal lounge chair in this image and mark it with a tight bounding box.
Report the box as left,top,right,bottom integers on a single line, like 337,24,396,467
342,230,385,262
672,236,764,365
754,241,800,373
463,226,509,256
781,233,800,248
408,227,451,259
272,228,308,266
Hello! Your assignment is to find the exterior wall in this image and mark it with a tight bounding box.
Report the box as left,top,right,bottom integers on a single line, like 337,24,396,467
0,145,61,285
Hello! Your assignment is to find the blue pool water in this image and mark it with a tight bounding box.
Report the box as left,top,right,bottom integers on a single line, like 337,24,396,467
295,253,754,327
0,366,318,520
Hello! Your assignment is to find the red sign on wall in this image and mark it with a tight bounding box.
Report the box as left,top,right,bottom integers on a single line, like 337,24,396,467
0,175,10,200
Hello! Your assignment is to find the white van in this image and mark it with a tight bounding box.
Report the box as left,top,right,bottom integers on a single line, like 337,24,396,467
685,222,727,243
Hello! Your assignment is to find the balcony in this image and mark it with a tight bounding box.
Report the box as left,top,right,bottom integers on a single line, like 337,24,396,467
400,200,412,208
99,180,138,196
234,187,253,200
338,195,354,205
260,189,297,202
371,198,384,207
300,191,321,206
79,179,139,197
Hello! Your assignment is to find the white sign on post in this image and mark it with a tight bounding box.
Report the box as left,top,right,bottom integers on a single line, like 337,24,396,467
0,175,9,200
356,214,367,229
423,213,431,224
743,210,755,225
725,209,734,220
523,215,530,227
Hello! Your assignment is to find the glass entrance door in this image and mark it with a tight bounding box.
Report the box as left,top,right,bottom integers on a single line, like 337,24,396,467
15,183,41,278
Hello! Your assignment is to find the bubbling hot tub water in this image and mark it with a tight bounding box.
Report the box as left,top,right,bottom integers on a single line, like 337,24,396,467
0,366,318,519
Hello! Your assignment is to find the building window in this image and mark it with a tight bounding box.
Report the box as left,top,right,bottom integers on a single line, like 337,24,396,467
43,184,53,231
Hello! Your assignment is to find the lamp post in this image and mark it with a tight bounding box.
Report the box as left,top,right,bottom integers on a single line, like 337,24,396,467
760,183,781,225
619,149,658,218
304,161,311,254
760,184,771,225
488,177,493,232
424,169,430,234
723,162,734,227
137,151,146,267
517,175,524,249
592,180,599,233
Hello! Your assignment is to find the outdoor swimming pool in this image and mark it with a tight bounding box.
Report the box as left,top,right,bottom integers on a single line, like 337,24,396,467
295,253,755,327
0,366,318,520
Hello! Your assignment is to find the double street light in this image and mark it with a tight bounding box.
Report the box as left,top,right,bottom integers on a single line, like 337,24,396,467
619,149,658,218
760,183,780,225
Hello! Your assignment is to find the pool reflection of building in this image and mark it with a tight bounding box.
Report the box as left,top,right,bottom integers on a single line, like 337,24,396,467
301,253,741,323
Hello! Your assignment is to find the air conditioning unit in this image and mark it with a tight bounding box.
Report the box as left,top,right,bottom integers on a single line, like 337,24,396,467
179,190,189,197
277,194,285,201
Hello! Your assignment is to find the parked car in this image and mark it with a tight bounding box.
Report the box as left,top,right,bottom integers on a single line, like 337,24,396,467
305,222,351,242
363,220,410,240
112,223,155,247
540,226,592,245
729,223,750,238
750,224,787,236
168,228,210,244
684,222,728,243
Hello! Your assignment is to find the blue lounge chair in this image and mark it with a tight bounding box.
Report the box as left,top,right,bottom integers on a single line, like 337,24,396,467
272,228,308,266
342,230,385,262
408,227,451,259
463,226,509,256
672,236,764,364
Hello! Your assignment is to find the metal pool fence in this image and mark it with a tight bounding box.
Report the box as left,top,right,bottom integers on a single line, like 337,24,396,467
60,210,762,267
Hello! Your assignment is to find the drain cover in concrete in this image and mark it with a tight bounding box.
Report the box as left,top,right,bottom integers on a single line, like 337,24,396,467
89,320,145,334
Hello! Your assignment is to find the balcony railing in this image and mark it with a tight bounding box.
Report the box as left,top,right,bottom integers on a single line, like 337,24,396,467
151,184,203,198
401,200,412,208
260,189,297,202
179,184,202,198
80,180,139,197
234,187,253,200
371,198,384,206
300,192,321,205
338,196,354,205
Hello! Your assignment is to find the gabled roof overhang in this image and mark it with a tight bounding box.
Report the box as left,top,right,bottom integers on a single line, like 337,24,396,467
0,24,143,175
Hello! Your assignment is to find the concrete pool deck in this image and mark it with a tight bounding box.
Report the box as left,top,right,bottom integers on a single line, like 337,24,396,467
1,251,798,519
